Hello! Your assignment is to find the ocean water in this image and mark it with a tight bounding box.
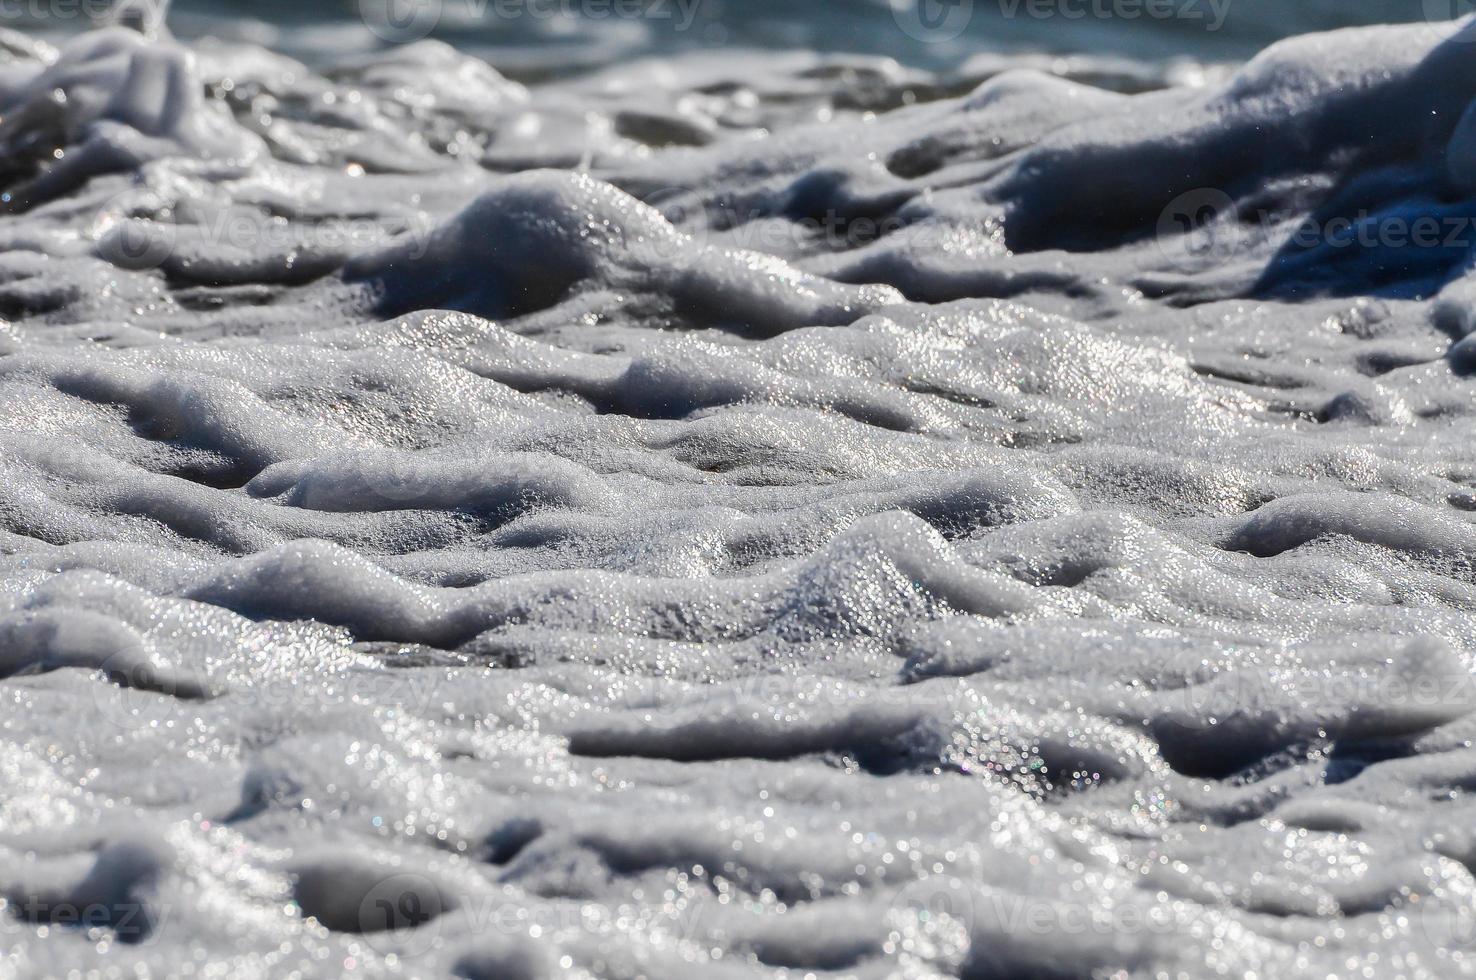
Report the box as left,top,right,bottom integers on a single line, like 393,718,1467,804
5,2,1476,978
8,0,1470,69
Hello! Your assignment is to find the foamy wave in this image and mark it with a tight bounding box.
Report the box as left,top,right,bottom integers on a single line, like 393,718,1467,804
4,12,1476,979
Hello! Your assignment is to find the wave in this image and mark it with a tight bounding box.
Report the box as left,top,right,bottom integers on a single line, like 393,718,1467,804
3,12,1476,979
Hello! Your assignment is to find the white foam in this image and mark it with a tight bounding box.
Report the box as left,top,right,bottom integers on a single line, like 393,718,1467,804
4,11,1476,979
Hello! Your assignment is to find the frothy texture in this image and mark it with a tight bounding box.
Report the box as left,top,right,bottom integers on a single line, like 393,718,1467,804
4,12,1476,979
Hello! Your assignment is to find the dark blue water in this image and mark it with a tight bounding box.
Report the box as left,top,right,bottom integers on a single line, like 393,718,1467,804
14,0,1468,72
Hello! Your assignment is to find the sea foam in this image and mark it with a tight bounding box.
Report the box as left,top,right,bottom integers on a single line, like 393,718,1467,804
3,11,1476,979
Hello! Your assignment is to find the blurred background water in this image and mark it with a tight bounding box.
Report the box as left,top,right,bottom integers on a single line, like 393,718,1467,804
6,0,1470,75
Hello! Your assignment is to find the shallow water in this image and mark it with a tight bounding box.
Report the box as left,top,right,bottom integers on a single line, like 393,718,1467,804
5,5,1476,979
